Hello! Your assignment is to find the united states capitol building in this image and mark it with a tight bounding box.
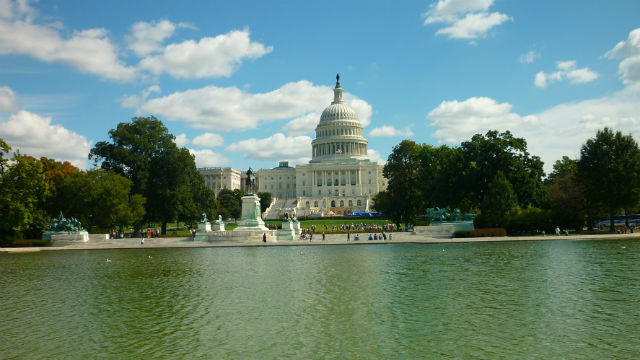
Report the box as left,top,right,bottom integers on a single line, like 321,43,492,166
199,75,386,219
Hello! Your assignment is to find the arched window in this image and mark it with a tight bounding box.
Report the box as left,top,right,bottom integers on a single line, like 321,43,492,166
314,201,318,207
348,200,353,207
357,200,362,206
340,200,344,207
306,201,310,208
331,200,336,207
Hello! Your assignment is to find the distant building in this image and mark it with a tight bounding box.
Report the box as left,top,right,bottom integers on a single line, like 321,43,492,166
198,75,386,218
198,167,242,196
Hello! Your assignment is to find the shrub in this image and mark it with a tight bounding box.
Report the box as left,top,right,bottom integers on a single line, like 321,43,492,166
454,228,507,238
11,239,52,247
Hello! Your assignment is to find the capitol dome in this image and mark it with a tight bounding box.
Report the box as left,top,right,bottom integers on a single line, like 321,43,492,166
311,74,369,163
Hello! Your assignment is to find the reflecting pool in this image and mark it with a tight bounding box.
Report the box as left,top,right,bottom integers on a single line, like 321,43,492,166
1,240,639,359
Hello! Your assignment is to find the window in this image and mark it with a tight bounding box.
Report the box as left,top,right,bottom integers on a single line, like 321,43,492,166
348,200,353,207
302,180,305,186
306,201,310,208
340,200,344,207
314,201,318,207
357,200,362,206
286,184,290,189
331,200,336,207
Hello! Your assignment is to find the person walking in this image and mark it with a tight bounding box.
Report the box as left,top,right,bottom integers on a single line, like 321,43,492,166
262,233,267,242
555,226,561,236
322,232,326,241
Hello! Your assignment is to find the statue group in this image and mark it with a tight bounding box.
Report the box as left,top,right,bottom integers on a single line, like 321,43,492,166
427,207,475,222
48,212,85,232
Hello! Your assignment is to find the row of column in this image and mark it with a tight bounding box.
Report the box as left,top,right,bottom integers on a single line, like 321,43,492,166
313,142,367,157
312,169,361,186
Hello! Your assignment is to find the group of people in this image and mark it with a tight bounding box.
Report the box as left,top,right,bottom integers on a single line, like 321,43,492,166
300,231,392,242
108,229,124,239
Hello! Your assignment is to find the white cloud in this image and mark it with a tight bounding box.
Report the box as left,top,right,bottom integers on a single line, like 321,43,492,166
174,133,189,147
0,85,18,111
121,85,161,108
226,133,311,165
423,0,510,40
0,8,136,81
427,88,640,173
534,71,547,88
435,11,510,40
367,149,386,165
0,110,91,168
139,80,372,132
192,132,224,147
138,29,272,79
519,50,537,64
188,148,230,167
368,125,414,137
567,68,599,84
282,112,321,135
423,0,493,24
0,0,36,21
127,19,177,57
535,60,597,88
605,28,640,85
428,96,538,143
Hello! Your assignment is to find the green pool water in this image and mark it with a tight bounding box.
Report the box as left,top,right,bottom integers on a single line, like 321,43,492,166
1,240,639,359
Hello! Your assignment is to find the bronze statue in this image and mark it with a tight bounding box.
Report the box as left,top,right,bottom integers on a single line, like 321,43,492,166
245,167,256,194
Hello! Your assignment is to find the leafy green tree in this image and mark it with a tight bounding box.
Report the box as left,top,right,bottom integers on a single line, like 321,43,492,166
380,140,423,226
217,188,243,221
0,152,48,243
257,192,273,213
89,116,211,234
460,130,546,213
475,171,517,228
578,128,640,232
546,156,589,230
54,170,146,231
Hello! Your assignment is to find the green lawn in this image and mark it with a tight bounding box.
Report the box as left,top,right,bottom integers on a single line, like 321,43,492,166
265,218,398,233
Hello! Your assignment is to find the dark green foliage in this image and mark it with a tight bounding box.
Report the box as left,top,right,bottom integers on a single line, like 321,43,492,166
376,140,423,226
578,128,640,232
53,170,146,231
257,192,273,213
217,188,243,220
0,153,48,244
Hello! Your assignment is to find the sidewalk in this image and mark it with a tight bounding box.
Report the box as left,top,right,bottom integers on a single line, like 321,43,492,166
2,232,639,253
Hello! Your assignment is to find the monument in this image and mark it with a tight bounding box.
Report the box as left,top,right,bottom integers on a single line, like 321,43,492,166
198,212,212,232
413,207,475,238
234,168,268,232
213,215,225,231
42,212,89,245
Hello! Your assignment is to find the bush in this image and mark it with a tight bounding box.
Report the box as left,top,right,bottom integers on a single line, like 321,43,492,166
454,228,507,238
11,239,51,247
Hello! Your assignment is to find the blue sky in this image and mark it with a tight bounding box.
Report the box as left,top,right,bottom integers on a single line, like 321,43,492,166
1,0,639,173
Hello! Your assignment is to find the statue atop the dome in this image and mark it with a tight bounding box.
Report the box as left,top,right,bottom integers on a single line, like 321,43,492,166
336,73,340,87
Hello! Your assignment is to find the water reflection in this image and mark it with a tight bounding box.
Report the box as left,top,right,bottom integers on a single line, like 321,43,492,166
1,240,640,359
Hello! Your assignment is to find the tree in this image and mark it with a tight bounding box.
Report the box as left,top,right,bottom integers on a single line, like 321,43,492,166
0,152,48,243
257,192,273,213
578,128,640,232
54,170,146,231
89,116,212,234
475,171,517,228
546,156,589,230
217,189,242,221
380,140,423,226
460,130,546,213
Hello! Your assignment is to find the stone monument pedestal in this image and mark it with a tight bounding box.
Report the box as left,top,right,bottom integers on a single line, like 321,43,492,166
277,220,296,241
213,222,225,231
235,194,268,231
43,231,89,246
198,222,212,232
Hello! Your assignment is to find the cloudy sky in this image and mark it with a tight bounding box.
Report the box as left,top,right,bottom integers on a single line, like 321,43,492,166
0,0,639,173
